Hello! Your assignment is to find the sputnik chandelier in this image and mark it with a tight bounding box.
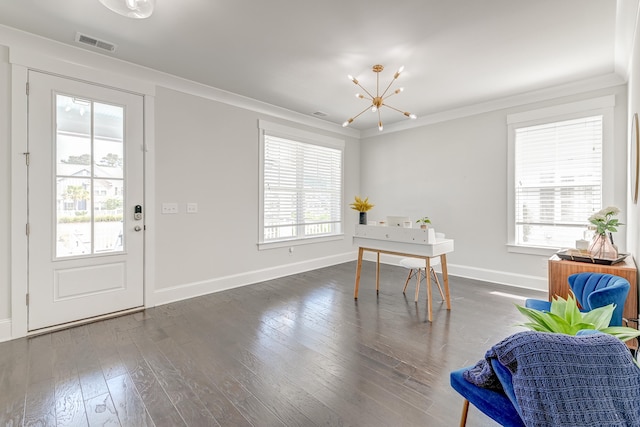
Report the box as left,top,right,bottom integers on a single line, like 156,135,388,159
342,64,417,131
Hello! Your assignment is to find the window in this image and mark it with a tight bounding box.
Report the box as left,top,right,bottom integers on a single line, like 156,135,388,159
259,120,344,247
507,96,615,253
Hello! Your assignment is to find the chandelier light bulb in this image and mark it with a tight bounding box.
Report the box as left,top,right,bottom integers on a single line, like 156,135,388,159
378,122,384,131
355,93,364,99
371,106,377,112
394,66,404,79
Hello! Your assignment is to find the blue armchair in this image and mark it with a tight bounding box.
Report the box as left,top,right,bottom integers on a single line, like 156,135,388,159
450,330,640,426
450,358,524,426
525,272,630,326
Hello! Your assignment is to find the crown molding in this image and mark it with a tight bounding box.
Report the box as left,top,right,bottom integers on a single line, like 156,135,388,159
360,73,625,139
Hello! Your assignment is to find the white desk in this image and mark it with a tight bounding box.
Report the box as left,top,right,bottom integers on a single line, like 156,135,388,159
353,225,455,322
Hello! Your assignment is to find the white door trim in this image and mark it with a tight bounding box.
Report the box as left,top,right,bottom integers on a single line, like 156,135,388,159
9,52,156,340
10,63,29,338
143,94,156,309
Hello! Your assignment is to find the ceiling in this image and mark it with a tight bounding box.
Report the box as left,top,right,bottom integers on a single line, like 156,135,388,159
0,1,634,132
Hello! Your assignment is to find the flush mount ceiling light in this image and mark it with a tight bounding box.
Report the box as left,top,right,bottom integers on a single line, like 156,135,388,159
99,0,155,19
343,64,417,131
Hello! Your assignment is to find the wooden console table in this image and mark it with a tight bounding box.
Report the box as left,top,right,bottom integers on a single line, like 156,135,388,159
353,225,455,322
548,254,638,321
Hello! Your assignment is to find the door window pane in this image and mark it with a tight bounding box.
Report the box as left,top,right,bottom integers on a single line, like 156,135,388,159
94,179,124,253
55,94,126,258
56,178,92,256
94,102,124,179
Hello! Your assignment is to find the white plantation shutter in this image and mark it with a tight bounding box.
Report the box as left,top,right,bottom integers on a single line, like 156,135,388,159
260,122,343,244
514,115,603,248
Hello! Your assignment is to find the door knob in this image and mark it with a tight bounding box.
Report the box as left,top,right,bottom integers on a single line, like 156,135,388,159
134,226,142,232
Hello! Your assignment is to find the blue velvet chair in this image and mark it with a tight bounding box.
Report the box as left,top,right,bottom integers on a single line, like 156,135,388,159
525,272,630,326
450,359,524,426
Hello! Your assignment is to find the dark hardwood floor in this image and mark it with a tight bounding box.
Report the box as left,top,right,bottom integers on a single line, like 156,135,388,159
0,261,546,426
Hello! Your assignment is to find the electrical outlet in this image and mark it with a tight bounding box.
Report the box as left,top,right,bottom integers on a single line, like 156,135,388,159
187,203,198,214
161,203,178,214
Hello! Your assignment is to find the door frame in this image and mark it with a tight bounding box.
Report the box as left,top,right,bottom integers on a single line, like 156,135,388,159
10,48,157,339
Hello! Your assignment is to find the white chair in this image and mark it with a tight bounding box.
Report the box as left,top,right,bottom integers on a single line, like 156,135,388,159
399,232,446,303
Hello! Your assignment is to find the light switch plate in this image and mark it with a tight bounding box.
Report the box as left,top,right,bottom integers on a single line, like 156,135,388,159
161,203,178,214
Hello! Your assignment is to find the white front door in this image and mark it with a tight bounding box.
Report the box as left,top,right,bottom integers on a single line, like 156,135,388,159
27,71,145,331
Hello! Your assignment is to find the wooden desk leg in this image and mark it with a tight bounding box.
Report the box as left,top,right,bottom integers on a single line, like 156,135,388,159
426,257,433,322
441,253,451,310
415,268,421,302
354,247,364,299
376,251,380,295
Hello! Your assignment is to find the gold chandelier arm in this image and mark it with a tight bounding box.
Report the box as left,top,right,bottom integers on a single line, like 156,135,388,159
379,77,397,99
382,88,402,101
384,103,417,119
355,81,376,100
351,105,372,120
343,105,373,127
383,103,404,114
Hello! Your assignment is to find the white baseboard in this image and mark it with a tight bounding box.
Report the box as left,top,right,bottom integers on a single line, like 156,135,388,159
153,251,355,306
156,251,547,308
446,264,547,291
0,318,12,343
370,252,547,291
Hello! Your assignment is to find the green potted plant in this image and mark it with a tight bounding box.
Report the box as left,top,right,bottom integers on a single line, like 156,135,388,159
516,292,640,344
416,216,431,229
350,196,374,225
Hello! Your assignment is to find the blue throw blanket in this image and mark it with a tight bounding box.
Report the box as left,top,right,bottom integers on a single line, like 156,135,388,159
463,331,640,426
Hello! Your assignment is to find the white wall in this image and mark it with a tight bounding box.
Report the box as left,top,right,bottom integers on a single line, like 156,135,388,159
360,85,629,290
152,86,360,301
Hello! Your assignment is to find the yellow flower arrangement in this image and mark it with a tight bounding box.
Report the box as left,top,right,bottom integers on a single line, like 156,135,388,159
350,196,374,212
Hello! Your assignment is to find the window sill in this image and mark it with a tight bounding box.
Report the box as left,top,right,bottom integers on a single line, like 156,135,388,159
506,244,560,257
258,234,345,250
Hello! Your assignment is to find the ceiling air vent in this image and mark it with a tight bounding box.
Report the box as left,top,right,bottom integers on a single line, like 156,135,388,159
312,111,329,117
75,32,117,52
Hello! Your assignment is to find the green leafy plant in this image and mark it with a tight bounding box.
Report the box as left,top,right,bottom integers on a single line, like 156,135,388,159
350,196,374,212
416,216,431,225
516,292,640,343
